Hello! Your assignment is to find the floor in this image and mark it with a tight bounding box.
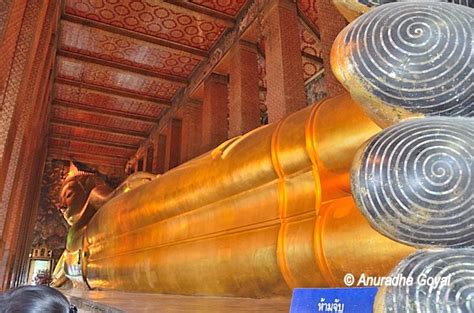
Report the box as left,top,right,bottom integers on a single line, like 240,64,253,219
62,289,292,313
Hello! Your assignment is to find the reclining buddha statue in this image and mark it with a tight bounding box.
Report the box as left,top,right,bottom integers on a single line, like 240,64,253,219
52,1,472,309
53,92,416,296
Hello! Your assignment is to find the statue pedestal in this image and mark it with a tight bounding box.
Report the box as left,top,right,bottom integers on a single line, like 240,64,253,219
61,289,291,313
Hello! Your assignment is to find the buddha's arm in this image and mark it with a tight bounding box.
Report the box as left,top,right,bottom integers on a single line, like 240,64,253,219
50,252,67,287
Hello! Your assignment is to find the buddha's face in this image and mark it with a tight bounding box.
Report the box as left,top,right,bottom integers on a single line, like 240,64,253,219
60,177,90,225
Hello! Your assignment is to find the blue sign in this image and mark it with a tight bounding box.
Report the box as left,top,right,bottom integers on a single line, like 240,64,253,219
290,287,378,313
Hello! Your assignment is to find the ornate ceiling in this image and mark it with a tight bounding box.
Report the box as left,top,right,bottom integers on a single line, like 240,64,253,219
49,0,322,171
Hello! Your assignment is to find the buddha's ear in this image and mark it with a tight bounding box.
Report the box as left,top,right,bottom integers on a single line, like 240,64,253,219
63,161,79,182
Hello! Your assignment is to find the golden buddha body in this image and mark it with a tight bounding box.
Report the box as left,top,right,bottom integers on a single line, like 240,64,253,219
54,94,413,297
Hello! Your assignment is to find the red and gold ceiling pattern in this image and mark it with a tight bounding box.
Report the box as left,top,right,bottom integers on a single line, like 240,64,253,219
301,28,321,58
55,83,165,118
57,56,182,100
60,21,201,78
52,106,154,134
50,124,143,146
190,0,247,16
302,57,323,81
65,0,228,51
298,0,318,28
49,138,133,157
299,22,323,81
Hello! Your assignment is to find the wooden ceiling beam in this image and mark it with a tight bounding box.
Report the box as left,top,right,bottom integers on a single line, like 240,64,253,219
62,13,209,57
50,122,142,145
52,104,154,135
48,149,128,167
48,140,133,158
49,133,138,150
48,148,129,162
301,51,323,64
57,50,187,84
162,0,236,25
55,77,172,108
50,119,148,138
53,100,159,124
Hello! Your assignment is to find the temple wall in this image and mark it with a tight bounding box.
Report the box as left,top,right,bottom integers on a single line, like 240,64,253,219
0,0,60,289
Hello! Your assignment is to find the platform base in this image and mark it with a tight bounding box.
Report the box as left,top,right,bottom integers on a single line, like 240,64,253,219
61,289,291,313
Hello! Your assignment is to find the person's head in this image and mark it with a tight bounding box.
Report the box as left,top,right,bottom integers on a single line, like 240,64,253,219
0,285,77,313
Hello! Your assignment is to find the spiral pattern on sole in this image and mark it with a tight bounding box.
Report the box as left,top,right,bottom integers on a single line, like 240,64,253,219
378,249,474,313
352,117,473,248
332,2,473,126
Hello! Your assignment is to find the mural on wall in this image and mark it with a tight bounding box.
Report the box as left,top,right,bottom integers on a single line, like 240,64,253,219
305,74,327,105
31,160,70,262
257,50,268,125
299,19,327,104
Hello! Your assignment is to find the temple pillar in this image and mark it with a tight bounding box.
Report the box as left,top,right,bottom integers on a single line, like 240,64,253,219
162,118,183,172
180,104,202,163
154,134,167,174
145,144,154,173
168,119,182,170
163,126,171,172
201,73,229,153
228,41,261,137
263,0,306,122
314,0,347,96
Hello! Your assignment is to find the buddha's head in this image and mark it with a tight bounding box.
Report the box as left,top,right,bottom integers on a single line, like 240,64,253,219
59,163,103,225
